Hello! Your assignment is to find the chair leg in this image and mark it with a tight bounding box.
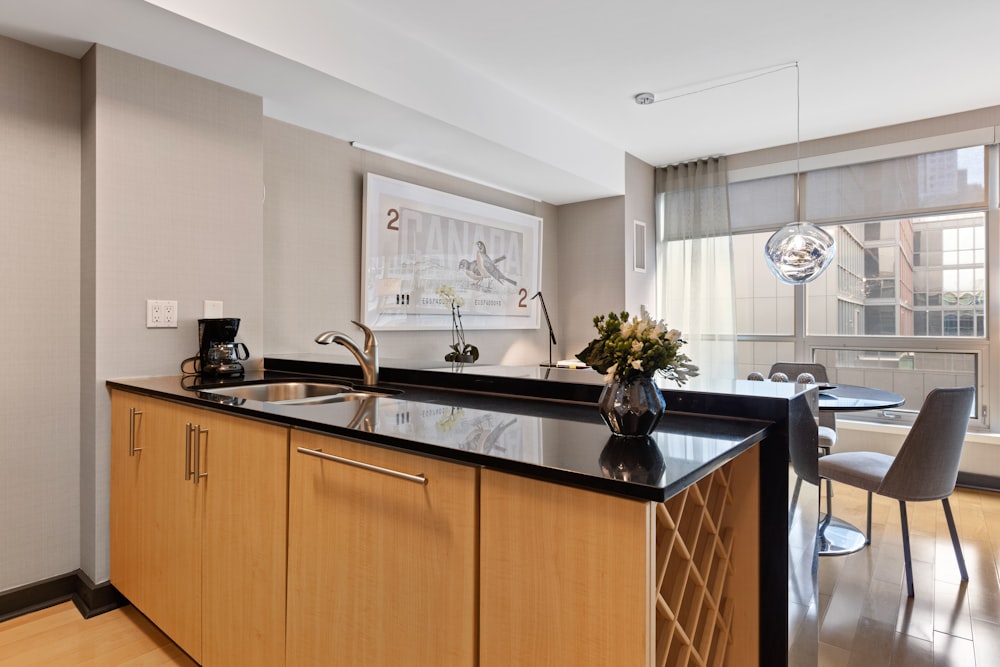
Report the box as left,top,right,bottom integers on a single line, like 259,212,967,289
826,478,833,518
899,501,914,598
942,497,969,582
865,491,872,545
819,446,833,501
789,475,803,531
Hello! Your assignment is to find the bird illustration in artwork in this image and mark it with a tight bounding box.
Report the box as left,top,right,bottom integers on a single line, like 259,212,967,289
458,259,484,286
463,417,517,454
459,253,506,288
475,240,517,286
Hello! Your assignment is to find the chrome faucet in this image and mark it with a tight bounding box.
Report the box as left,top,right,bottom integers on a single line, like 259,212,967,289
315,320,380,386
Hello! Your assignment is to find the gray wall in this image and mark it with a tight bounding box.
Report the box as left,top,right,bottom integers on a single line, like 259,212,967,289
0,36,82,593
624,153,656,313
2,37,648,594
554,154,655,360
262,117,563,366
80,45,265,583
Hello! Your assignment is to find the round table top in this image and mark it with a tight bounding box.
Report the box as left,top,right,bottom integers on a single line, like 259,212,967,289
815,383,905,412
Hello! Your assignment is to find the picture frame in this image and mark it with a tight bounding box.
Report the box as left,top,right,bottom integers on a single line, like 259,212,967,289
361,173,543,331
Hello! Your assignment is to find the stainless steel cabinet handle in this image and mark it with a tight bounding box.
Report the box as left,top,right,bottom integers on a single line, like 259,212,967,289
185,423,193,480
192,425,208,484
296,446,427,485
128,408,143,456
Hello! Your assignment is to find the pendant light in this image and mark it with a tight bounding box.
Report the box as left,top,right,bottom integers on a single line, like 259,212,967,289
763,62,835,284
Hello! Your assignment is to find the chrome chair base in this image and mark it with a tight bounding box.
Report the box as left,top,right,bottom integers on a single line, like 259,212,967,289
817,514,868,557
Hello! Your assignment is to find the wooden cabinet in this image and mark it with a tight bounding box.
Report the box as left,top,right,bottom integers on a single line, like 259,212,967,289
111,392,202,658
480,446,761,667
286,430,478,667
109,390,288,667
479,468,655,667
111,386,762,667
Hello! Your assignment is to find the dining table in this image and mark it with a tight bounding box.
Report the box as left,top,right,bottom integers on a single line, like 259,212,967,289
814,382,905,556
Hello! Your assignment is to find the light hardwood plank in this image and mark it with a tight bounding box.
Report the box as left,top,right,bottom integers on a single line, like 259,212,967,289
819,485,1000,667
0,603,196,667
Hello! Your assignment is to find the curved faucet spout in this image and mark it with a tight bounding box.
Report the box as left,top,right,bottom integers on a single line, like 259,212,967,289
315,320,379,386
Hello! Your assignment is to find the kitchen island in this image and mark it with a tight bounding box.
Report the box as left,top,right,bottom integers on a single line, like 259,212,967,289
107,358,819,667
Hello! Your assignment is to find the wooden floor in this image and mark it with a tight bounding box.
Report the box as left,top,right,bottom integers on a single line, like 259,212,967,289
1,485,998,666
817,485,1000,667
0,602,196,667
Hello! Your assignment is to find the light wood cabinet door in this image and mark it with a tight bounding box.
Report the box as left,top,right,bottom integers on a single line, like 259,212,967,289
199,408,288,667
109,391,203,662
286,431,478,667
479,469,655,667
111,392,289,667
109,390,147,608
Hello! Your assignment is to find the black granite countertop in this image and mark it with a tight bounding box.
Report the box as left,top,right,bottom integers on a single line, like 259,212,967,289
106,360,796,502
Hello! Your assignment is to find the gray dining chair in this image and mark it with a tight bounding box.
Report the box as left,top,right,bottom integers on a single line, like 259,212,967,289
818,385,974,597
769,362,837,456
770,362,837,521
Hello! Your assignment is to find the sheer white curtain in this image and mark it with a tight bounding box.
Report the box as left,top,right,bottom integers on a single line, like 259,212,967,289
655,157,737,382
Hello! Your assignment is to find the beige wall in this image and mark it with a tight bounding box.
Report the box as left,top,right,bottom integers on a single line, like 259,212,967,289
81,45,264,585
557,196,627,358
3,37,648,594
624,153,656,314
0,36,81,593
262,117,562,365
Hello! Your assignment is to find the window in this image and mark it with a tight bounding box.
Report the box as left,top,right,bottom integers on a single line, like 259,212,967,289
731,145,989,424
804,212,986,338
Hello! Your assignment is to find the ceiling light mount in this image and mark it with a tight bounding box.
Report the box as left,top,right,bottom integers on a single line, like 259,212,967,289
633,62,797,106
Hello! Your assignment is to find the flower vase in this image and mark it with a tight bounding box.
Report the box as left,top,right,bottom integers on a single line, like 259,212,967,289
597,376,666,437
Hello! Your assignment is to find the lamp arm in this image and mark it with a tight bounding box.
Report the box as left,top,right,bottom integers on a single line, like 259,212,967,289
531,291,557,367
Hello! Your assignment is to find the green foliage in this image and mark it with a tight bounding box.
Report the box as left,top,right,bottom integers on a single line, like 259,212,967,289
445,342,479,363
575,309,698,386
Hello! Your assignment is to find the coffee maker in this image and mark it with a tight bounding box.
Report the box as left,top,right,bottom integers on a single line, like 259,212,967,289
196,317,249,377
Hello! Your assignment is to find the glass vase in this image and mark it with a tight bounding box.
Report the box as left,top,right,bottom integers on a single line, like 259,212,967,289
597,376,666,437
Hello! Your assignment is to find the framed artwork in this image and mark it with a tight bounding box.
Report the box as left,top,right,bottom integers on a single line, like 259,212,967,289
361,173,543,330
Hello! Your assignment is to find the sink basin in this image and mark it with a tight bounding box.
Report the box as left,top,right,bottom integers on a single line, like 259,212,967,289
198,381,394,405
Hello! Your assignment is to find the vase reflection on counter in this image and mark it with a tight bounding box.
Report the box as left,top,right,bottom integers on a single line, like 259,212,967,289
598,376,666,437
598,434,666,484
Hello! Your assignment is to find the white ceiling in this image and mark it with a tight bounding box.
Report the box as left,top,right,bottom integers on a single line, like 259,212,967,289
2,0,999,204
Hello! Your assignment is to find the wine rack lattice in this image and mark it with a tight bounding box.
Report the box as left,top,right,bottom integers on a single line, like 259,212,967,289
655,461,736,667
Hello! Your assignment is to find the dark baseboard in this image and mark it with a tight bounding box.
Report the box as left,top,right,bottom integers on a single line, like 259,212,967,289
0,570,125,623
958,471,1000,493
72,571,127,619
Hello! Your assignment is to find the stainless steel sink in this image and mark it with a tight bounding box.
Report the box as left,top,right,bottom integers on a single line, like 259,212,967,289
198,381,393,405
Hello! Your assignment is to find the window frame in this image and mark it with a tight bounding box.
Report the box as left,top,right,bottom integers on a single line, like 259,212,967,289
731,144,996,430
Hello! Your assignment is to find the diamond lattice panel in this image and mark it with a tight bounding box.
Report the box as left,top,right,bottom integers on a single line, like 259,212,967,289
655,462,735,667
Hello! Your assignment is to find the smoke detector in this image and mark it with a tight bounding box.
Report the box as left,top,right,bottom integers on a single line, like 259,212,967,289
634,92,656,105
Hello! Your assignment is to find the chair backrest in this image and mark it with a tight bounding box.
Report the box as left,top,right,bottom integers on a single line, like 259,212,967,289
768,362,835,430
879,386,974,502
768,362,830,384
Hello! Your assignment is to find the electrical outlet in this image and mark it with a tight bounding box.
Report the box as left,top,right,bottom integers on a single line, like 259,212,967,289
146,300,178,328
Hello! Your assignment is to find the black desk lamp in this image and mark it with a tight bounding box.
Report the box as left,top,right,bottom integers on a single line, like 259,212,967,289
532,291,557,367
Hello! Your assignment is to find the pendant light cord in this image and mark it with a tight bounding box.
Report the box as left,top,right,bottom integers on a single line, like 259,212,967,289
795,61,802,222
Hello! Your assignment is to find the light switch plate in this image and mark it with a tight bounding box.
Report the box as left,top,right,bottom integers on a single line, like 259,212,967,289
203,300,223,318
147,300,178,328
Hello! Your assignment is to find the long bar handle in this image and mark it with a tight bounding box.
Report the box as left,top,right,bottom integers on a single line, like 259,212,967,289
128,408,143,456
296,447,427,485
184,424,194,481
192,425,208,484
